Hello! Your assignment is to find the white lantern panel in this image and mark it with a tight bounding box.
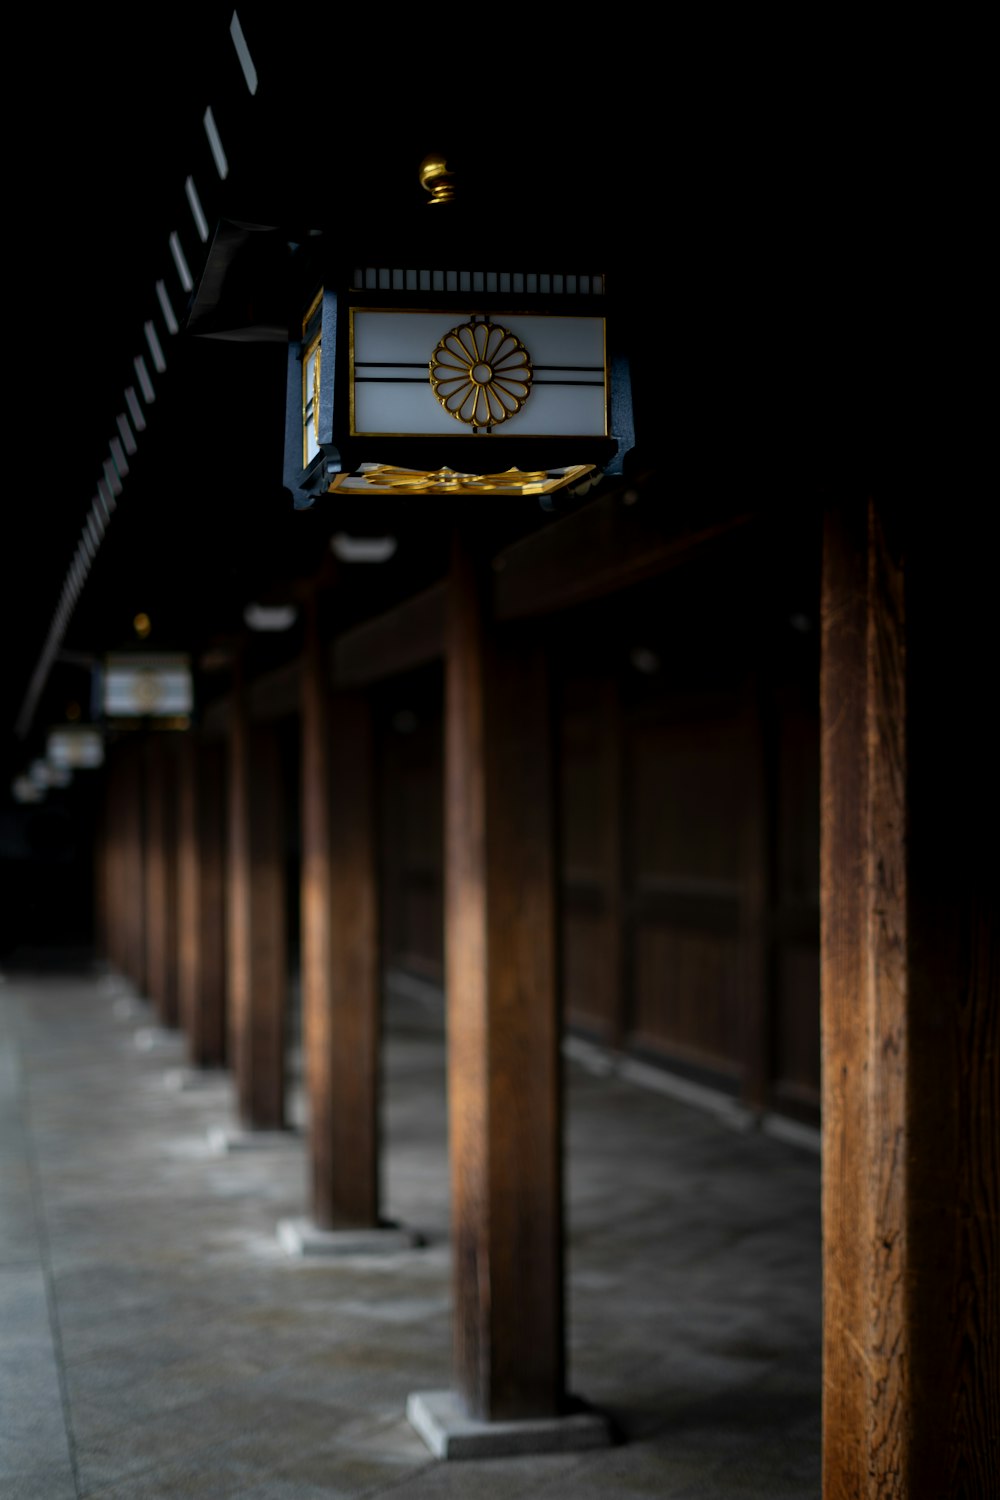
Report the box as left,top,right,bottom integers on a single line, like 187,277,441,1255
350,311,607,438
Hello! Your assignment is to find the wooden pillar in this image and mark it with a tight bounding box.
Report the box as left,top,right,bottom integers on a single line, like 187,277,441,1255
143,734,179,1027
93,775,110,965
300,593,380,1227
100,748,125,975
820,498,998,1497
176,734,227,1068
122,737,147,991
445,524,565,1422
227,662,287,1130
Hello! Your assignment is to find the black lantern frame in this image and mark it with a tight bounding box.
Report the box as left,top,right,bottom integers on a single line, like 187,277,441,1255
282,215,635,507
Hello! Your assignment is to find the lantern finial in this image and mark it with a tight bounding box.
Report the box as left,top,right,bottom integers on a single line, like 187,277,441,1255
419,154,455,204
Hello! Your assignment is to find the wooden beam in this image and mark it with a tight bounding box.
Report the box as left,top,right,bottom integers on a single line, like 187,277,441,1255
332,583,446,689
493,486,754,621
820,498,998,1496
205,494,750,713
248,659,300,722
445,523,564,1422
301,597,381,1227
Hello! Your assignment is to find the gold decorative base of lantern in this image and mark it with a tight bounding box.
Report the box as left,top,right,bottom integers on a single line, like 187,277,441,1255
326,463,597,497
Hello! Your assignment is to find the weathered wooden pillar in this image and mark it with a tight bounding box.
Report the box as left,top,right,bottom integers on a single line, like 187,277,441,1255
300,593,380,1226
444,524,565,1422
227,660,288,1130
820,498,998,1497
143,734,179,1027
93,774,111,966
99,747,125,975
176,733,227,1068
122,737,147,992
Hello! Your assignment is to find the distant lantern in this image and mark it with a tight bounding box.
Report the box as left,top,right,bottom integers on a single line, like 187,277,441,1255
280,154,636,506
46,726,105,769
102,654,194,728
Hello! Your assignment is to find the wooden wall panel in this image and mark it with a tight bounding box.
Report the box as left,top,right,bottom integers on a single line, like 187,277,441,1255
772,692,821,1114
371,520,824,1127
772,945,820,1115
625,712,746,1078
378,671,444,986
558,675,622,1043
562,909,618,1039
632,925,742,1080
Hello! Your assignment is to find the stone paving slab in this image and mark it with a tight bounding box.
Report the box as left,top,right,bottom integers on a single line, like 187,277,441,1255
0,959,822,1498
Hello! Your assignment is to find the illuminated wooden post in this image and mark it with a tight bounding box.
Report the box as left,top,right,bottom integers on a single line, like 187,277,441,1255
101,745,127,977
119,737,147,992
176,733,227,1068
820,498,998,1497
300,591,381,1227
227,659,288,1130
143,734,180,1027
93,776,111,967
441,523,566,1423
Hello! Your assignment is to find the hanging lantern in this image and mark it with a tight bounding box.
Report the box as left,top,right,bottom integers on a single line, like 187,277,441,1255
281,154,635,506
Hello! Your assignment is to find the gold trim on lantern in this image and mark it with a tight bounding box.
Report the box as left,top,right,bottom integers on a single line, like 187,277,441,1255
326,463,595,496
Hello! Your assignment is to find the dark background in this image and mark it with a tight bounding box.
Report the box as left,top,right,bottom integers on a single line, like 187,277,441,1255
2,10,912,953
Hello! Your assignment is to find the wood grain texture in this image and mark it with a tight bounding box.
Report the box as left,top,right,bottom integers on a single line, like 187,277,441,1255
820,499,906,1496
821,499,998,1496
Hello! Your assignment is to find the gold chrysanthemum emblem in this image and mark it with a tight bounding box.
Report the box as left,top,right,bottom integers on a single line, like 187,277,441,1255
429,322,533,429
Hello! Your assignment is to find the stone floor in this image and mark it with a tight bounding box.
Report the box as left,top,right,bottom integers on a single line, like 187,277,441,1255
1,954,822,1498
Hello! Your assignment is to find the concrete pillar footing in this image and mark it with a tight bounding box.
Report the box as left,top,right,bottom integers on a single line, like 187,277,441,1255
134,1026,183,1052
206,1126,301,1154
405,1390,615,1460
276,1217,423,1258
162,1067,229,1093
